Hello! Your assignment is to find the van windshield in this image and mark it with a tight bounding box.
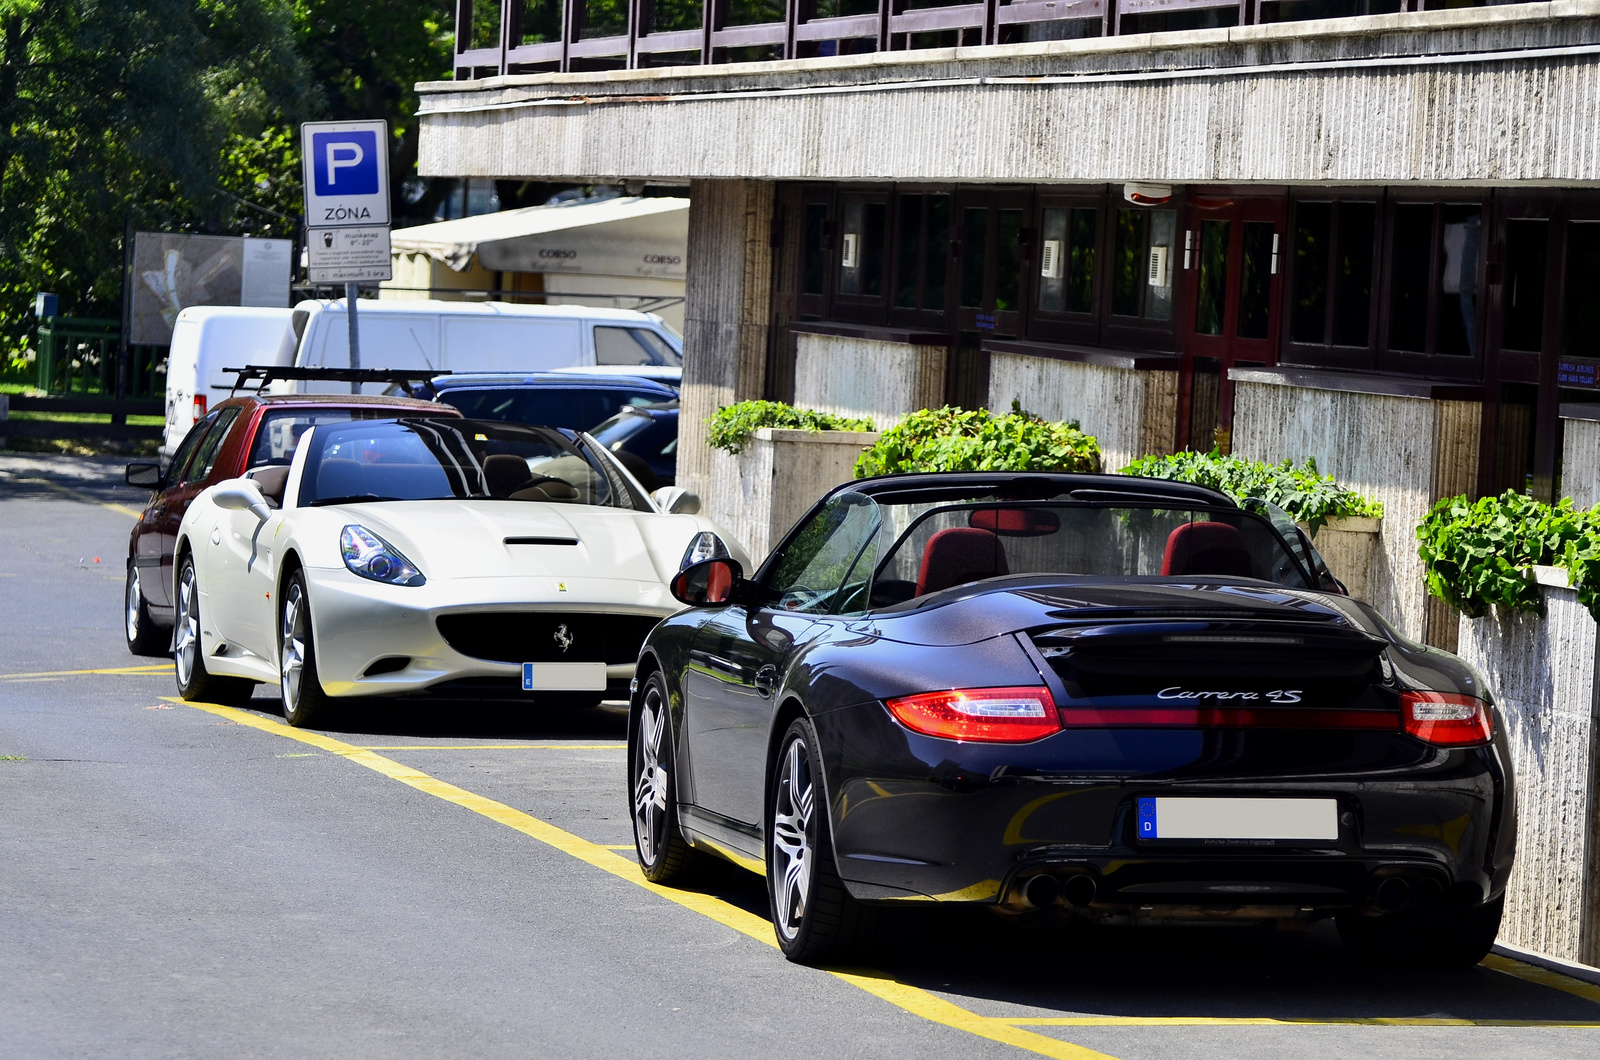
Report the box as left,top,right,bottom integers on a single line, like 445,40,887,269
297,418,646,510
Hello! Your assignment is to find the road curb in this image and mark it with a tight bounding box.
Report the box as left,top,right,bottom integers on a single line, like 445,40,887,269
1493,941,1600,987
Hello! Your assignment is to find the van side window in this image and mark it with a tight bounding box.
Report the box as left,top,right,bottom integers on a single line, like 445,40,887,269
594,326,682,367
183,407,241,484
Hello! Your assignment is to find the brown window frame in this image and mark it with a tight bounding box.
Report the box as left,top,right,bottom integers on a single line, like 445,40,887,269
1026,189,1107,346
828,185,894,324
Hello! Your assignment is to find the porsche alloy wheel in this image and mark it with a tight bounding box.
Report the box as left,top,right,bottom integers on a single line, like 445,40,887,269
173,556,252,704
631,672,697,883
767,718,879,964
279,570,332,728
125,565,166,657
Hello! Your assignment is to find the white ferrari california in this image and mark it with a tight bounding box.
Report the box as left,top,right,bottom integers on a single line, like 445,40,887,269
171,416,750,725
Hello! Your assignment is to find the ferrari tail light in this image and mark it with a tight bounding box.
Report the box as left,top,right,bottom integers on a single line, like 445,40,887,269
1401,691,1493,747
885,686,1061,743
192,394,207,424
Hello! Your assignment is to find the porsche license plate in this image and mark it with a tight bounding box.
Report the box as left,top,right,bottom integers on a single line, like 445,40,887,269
1136,797,1338,841
522,662,607,692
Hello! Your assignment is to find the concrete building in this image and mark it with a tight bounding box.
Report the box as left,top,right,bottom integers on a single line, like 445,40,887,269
418,2,1600,644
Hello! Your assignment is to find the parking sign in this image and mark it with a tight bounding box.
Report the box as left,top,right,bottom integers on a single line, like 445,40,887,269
301,120,390,227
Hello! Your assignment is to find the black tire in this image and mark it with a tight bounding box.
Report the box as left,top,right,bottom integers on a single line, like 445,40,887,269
1337,893,1505,968
767,716,881,964
279,569,334,728
630,671,700,883
125,564,167,657
173,555,255,704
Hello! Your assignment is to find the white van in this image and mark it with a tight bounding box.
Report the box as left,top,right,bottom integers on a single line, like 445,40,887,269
278,299,683,395
163,306,296,454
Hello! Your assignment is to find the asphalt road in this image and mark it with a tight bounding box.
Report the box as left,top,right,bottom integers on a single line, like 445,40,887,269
4,453,1600,1060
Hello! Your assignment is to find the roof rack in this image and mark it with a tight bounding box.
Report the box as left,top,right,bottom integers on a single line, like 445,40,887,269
223,365,452,396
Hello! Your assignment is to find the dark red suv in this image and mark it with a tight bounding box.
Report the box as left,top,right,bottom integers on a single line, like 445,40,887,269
121,392,455,655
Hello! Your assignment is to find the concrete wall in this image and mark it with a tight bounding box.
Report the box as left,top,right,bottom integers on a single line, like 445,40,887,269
419,6,1600,187
677,179,775,513
708,428,881,565
1457,569,1600,967
1563,413,1600,510
792,333,945,430
1232,373,1479,647
986,352,1176,473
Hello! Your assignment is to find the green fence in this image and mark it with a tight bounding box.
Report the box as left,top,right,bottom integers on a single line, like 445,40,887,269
35,317,164,398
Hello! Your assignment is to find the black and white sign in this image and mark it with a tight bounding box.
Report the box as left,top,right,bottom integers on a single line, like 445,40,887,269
306,227,393,284
300,120,390,228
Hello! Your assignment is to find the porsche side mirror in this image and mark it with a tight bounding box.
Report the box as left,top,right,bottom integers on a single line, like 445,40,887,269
212,479,271,523
125,461,162,489
651,486,701,515
671,557,744,607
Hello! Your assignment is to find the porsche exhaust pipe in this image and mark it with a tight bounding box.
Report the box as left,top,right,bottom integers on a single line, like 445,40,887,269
1062,873,1098,908
1022,874,1060,909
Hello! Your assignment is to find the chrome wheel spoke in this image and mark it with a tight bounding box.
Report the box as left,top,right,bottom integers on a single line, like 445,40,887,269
771,738,815,937
280,587,305,709
633,692,669,864
174,567,198,684
126,570,141,641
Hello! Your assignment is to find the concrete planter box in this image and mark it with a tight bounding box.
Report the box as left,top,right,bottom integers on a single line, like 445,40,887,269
1457,567,1600,968
1303,516,1382,603
708,427,880,566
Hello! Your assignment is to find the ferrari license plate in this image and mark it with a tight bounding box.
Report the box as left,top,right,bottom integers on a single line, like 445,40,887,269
1136,797,1338,841
522,662,607,692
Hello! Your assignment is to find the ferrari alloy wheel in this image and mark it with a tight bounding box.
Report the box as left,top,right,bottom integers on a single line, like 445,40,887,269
279,570,332,728
1337,893,1505,968
173,556,253,704
124,565,166,657
767,717,879,964
631,672,698,883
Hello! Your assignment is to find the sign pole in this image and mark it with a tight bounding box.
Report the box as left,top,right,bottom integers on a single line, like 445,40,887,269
346,282,361,393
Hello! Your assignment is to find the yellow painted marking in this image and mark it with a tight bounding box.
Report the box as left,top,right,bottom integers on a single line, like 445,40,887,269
1484,954,1600,1006
355,743,625,751
602,844,636,850
1,663,173,681
13,477,144,518
174,698,1116,1060
1004,1016,1600,1027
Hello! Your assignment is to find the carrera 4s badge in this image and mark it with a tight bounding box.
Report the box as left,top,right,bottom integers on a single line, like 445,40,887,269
1158,687,1304,704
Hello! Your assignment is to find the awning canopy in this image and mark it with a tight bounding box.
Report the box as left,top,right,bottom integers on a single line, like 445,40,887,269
388,196,689,279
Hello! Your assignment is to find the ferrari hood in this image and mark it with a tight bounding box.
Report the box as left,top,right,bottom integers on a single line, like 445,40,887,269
322,500,680,585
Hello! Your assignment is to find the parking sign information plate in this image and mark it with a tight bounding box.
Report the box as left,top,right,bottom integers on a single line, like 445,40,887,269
1137,797,1338,841
523,662,608,692
305,227,393,284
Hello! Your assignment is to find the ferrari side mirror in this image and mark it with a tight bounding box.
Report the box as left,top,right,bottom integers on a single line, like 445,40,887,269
125,461,162,489
671,557,744,607
212,479,271,523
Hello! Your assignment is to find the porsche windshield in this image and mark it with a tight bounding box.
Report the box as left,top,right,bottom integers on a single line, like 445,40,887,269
297,418,643,509
763,489,1315,615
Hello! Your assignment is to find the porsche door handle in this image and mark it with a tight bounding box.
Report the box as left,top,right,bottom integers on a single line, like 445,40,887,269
754,665,777,698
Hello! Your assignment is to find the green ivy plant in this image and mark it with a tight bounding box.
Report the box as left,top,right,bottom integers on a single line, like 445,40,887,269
853,403,1102,478
1417,492,1599,620
705,401,875,456
1119,450,1384,536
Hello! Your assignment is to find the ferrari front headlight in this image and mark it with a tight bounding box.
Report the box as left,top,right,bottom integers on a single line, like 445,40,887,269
340,525,425,587
680,531,729,570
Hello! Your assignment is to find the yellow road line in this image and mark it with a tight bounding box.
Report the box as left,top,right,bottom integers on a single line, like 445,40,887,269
356,744,625,751
12,476,144,518
1004,1016,1600,1027
176,697,1114,1060
1484,954,1600,1006
1,663,172,680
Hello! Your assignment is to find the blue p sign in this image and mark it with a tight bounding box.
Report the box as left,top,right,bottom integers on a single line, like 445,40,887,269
311,130,380,196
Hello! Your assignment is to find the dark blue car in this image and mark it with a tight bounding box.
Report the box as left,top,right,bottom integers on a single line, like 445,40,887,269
589,402,678,488
427,372,678,435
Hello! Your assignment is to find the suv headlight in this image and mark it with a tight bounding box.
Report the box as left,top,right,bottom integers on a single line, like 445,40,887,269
680,531,729,570
340,525,425,586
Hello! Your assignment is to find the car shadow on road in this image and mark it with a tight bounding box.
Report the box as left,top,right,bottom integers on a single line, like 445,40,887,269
241,687,630,740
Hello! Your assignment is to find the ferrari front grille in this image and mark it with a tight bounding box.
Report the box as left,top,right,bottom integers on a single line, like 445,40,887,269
435,612,661,664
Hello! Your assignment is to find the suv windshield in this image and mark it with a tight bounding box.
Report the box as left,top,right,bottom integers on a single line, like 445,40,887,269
297,418,644,509
439,387,663,431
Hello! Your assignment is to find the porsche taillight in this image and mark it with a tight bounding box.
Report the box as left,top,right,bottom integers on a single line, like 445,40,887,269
1401,691,1494,747
884,686,1061,743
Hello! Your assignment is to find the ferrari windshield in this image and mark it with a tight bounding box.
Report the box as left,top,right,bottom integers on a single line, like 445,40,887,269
296,418,644,509
762,488,1315,615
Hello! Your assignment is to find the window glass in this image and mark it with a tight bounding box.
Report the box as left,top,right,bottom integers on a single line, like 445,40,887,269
1438,205,1481,356
1388,204,1433,353
1038,208,1068,313
1332,202,1375,347
249,409,366,468
1067,208,1097,314
578,0,627,38
185,407,241,484
1292,202,1332,344
995,209,1024,312
762,493,884,615
961,208,988,308
168,411,219,484
594,326,681,366
1502,219,1548,354
924,195,949,311
1111,209,1146,317
1195,220,1230,336
441,387,660,431
521,0,563,41
838,199,886,297
728,0,784,24
801,204,828,297
1239,221,1274,340
1145,210,1176,321
895,195,923,309
1563,221,1600,358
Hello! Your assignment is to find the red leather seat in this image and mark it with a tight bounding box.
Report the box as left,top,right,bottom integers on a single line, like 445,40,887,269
1161,521,1254,577
917,528,1009,596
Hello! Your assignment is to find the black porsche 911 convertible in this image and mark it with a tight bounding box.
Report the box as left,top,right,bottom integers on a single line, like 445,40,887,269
627,471,1514,966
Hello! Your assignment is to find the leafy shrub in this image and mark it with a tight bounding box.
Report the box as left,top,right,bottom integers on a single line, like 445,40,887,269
1417,492,1600,620
706,400,875,456
853,404,1101,478
1119,450,1383,535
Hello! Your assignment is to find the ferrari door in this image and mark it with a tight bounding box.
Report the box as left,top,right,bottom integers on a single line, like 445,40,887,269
206,500,285,663
683,492,885,828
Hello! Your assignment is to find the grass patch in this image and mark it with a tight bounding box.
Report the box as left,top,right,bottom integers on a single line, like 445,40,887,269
0,756,25,761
